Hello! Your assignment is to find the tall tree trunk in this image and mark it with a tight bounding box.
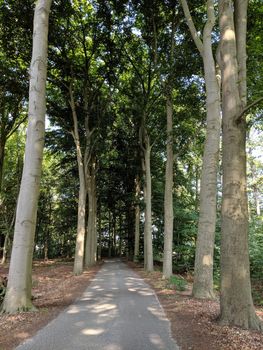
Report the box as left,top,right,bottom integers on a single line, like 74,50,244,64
112,210,116,256
163,92,174,278
118,214,123,256
85,165,97,266
69,83,87,276
73,159,86,273
134,176,140,262
91,168,97,263
97,201,102,260
193,2,221,299
162,14,176,279
108,210,112,258
144,137,153,272
1,0,51,313
219,0,262,330
180,0,221,299
126,202,134,260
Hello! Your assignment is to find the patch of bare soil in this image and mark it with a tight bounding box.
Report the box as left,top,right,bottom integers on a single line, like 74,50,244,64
127,262,263,350
0,260,102,350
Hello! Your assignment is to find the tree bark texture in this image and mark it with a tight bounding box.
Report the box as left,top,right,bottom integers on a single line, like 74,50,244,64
219,0,262,330
193,0,221,299
69,84,87,276
85,163,97,266
1,0,52,313
163,93,174,278
181,0,221,299
143,137,153,272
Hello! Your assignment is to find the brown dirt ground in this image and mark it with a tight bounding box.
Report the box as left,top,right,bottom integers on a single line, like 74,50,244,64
0,260,262,350
0,260,102,350
127,261,263,350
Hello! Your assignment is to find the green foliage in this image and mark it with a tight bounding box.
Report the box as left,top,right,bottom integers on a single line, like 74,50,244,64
0,0,262,298
168,275,187,291
249,217,263,279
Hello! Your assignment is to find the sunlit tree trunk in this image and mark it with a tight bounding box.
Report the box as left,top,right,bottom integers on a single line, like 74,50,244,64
180,0,221,298
219,0,262,330
1,0,52,313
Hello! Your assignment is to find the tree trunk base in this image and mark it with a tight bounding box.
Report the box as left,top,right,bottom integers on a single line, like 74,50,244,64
192,289,215,300
73,267,83,276
219,311,263,331
1,299,37,314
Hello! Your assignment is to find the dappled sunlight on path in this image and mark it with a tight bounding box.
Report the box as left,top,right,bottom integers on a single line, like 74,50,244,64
16,259,178,350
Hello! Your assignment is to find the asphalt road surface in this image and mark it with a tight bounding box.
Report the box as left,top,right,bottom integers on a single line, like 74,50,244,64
16,259,179,350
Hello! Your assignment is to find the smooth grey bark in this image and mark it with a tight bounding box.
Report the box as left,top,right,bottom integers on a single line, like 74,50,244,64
69,83,87,276
142,135,153,272
82,89,97,267
219,0,262,330
163,93,174,278
180,0,221,298
1,0,52,313
162,15,176,279
85,163,97,266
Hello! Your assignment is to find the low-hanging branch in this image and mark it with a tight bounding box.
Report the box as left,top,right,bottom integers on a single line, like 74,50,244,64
236,96,263,122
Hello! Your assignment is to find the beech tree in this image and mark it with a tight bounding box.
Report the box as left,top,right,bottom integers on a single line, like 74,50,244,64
69,81,87,275
1,0,52,313
180,0,221,298
219,0,262,330
162,11,176,279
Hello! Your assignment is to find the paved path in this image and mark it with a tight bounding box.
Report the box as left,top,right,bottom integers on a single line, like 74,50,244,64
17,259,179,350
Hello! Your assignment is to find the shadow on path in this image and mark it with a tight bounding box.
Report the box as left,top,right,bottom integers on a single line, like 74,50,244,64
16,259,179,350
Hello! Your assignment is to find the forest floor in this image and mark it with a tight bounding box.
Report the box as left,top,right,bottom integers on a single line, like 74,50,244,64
128,261,263,350
0,259,262,350
0,260,102,350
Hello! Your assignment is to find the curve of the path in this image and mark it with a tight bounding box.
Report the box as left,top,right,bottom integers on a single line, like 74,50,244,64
16,259,179,350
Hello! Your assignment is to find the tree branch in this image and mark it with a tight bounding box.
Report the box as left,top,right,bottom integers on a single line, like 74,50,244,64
236,96,263,122
179,0,204,56
6,115,27,139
